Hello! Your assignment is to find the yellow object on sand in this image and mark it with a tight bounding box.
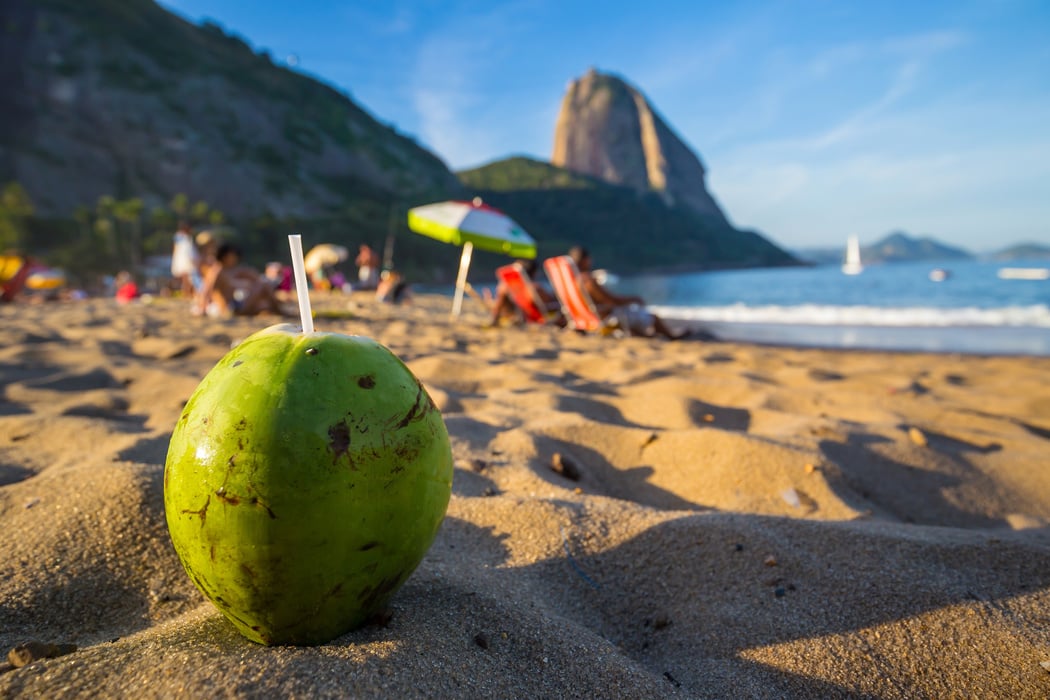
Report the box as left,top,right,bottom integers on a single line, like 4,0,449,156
0,255,24,282
26,268,66,290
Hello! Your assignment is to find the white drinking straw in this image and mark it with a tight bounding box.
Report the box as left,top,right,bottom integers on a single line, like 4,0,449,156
288,235,314,334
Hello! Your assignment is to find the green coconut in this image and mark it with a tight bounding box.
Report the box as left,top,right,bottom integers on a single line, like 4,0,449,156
164,324,453,645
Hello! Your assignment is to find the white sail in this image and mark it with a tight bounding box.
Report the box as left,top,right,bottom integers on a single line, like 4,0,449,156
842,235,863,275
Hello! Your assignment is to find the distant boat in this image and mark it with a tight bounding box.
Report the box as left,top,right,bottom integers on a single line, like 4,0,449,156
928,268,950,282
998,267,1050,280
841,235,863,275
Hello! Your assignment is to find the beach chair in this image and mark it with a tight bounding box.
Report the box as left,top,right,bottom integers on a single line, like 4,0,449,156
542,255,618,334
495,262,550,324
0,255,32,303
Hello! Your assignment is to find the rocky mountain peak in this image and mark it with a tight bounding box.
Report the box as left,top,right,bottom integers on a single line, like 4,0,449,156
551,69,725,219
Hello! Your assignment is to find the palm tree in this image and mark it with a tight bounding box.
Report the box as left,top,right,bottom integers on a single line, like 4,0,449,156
0,182,34,251
114,198,145,268
191,200,210,225
170,193,189,220
96,195,118,261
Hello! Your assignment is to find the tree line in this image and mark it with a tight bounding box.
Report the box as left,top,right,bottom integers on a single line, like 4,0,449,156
1,181,498,289
1,182,231,285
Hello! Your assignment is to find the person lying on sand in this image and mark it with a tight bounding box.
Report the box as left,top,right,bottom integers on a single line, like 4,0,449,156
569,245,688,340
197,243,288,318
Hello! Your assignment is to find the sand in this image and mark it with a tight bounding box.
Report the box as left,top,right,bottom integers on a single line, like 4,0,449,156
2,293,1049,698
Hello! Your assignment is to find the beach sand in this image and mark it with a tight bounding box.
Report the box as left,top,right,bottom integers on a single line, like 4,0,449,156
2,294,1049,698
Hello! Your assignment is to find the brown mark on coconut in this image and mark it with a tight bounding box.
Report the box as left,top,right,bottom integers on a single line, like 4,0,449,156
181,495,210,525
357,572,405,611
248,495,276,519
215,486,240,506
328,420,353,466
393,383,433,430
359,541,380,551
358,375,376,389
318,582,344,607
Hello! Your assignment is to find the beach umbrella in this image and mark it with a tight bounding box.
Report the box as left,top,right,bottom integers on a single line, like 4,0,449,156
407,198,536,317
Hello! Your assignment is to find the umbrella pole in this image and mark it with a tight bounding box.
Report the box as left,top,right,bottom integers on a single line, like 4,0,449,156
451,241,474,319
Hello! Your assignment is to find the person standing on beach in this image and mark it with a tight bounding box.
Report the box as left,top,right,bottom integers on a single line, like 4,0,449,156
569,245,687,340
170,221,198,297
355,244,380,290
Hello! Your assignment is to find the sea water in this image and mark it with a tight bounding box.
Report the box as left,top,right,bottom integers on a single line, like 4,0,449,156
610,259,1050,355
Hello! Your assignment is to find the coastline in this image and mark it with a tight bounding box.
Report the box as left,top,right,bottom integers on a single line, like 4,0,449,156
663,320,1050,357
2,293,1050,697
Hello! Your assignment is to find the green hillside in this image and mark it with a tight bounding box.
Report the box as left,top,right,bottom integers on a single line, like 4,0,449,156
1,1,793,285
1,0,468,284
458,157,795,274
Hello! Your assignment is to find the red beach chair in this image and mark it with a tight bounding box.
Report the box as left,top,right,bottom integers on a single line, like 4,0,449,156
495,262,549,324
542,255,617,334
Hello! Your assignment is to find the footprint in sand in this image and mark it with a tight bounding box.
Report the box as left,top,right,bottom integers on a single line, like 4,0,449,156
703,352,735,364
687,399,751,431
27,368,123,393
0,462,35,486
807,368,845,382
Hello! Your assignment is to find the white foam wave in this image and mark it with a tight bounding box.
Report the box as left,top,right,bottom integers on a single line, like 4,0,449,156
649,304,1050,328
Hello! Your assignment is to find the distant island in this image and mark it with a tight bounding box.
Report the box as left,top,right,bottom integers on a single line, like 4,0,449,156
796,232,973,265
797,233,1050,266
990,242,1050,261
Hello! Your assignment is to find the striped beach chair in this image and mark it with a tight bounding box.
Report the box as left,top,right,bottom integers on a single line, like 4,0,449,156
542,255,618,334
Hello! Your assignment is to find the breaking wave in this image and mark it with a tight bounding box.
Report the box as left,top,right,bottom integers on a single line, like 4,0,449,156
650,304,1050,328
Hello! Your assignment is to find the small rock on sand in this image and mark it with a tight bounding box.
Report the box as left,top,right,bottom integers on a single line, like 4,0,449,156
8,641,77,668
550,452,580,481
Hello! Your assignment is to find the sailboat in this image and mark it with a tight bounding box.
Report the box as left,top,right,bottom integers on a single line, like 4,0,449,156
841,234,863,275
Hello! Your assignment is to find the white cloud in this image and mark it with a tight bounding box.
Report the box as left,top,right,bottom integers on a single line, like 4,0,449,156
406,2,552,169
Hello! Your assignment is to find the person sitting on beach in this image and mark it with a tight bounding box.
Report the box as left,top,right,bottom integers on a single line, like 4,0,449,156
264,261,294,297
114,271,139,304
569,245,687,340
375,269,411,304
487,258,563,327
197,243,286,318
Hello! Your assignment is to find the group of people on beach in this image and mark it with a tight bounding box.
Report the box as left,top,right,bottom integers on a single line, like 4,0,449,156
487,245,688,340
171,222,287,318
169,226,684,338
171,225,407,318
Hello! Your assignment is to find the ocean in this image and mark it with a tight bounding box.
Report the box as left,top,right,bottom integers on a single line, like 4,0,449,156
608,259,1050,356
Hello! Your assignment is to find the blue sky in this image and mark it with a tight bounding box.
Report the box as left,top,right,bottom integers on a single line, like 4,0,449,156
158,0,1050,252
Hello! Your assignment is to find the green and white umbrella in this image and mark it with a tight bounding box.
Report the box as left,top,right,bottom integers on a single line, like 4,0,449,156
407,198,536,317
